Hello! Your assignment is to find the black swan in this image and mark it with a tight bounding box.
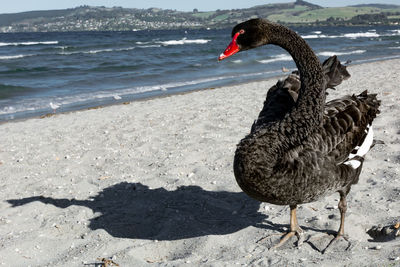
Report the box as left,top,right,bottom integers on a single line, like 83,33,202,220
218,19,380,250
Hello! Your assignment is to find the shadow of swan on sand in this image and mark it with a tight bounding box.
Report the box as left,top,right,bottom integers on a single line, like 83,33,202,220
7,182,269,241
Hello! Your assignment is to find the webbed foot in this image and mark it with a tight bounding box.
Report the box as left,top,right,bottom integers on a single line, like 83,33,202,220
258,205,304,249
322,233,351,254
271,228,304,249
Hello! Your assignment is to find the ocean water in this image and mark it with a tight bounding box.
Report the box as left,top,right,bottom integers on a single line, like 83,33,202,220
1,25,400,121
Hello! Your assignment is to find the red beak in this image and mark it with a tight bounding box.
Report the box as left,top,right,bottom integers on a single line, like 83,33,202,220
218,32,241,61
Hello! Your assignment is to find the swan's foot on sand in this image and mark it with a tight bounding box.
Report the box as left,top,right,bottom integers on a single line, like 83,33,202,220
309,191,352,253
323,191,351,253
307,232,351,254
258,205,304,249
322,233,351,254
271,228,304,249
256,229,304,248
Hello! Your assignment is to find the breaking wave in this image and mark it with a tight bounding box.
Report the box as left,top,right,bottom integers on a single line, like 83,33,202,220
0,41,59,46
257,54,292,64
303,29,400,39
318,50,366,57
158,38,211,46
0,54,33,60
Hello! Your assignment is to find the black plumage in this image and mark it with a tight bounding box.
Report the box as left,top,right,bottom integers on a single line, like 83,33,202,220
219,19,380,250
252,55,350,132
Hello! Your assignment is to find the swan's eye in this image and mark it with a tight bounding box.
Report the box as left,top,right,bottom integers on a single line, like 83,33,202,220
239,29,245,34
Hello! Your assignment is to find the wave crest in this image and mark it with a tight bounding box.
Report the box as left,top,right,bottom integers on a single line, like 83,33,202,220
158,38,210,46
318,50,366,57
343,32,379,38
257,54,292,64
0,54,33,60
0,41,58,47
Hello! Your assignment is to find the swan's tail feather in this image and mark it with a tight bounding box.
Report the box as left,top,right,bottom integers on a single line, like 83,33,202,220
355,90,381,117
342,91,380,170
322,55,351,89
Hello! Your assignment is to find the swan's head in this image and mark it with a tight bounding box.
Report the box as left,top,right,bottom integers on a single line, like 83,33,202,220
219,19,268,61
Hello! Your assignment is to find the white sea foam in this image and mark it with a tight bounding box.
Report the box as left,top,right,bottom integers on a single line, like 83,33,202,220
136,41,152,45
89,47,136,53
232,59,242,63
87,48,114,54
118,47,136,52
343,32,379,38
137,45,161,48
56,46,70,50
136,41,162,48
257,54,292,64
302,30,399,39
0,41,58,46
158,38,210,46
0,54,32,60
302,34,328,39
59,46,136,55
318,50,366,57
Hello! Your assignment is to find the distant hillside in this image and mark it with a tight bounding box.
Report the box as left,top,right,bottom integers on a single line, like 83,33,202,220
0,9,72,26
350,4,400,9
0,1,399,32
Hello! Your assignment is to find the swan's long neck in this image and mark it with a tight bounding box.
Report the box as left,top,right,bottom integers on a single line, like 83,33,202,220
267,22,325,145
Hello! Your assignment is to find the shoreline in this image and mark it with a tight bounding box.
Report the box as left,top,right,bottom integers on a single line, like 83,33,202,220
2,56,400,125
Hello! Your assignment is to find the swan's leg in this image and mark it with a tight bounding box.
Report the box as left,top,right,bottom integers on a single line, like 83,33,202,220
337,192,347,237
270,205,304,249
322,191,351,253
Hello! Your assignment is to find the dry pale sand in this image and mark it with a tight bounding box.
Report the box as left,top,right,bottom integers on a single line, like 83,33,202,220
0,58,399,266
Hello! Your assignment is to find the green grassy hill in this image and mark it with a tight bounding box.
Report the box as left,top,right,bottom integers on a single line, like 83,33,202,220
195,2,400,26
268,6,400,23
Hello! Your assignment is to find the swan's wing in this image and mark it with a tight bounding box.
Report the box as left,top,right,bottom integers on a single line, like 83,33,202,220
270,56,350,99
275,73,301,101
321,90,380,164
251,85,296,132
285,91,381,191
251,56,351,132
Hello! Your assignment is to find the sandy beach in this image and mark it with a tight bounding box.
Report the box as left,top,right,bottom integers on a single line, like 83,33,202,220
0,58,399,266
